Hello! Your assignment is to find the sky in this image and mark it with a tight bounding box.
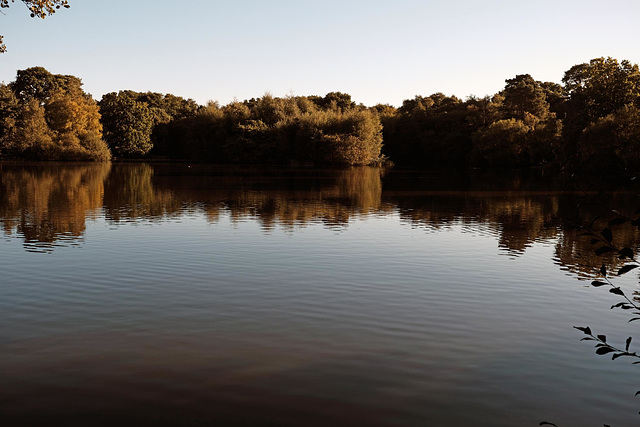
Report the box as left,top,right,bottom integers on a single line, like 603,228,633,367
1,0,640,107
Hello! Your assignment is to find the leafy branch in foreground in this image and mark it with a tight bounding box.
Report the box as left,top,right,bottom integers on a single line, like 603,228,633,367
573,326,639,362
572,213,640,362
544,211,640,426
0,1,70,53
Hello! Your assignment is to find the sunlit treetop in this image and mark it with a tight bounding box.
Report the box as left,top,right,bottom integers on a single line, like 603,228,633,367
0,0,70,53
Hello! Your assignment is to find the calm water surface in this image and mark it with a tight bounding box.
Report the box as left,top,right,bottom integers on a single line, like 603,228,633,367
1,163,639,426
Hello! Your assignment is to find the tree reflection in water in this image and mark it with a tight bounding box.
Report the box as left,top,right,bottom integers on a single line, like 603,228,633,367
0,163,110,252
2,164,640,267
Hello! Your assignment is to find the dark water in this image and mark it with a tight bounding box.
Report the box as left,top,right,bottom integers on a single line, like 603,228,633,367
1,163,639,426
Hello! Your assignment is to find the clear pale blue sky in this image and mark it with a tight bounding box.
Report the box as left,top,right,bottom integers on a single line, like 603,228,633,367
1,0,639,106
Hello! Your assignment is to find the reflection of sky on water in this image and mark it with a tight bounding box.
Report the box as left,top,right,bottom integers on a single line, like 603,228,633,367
1,164,640,423
2,206,639,425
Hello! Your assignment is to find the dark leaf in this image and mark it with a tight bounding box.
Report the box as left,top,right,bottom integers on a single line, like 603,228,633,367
591,238,600,245
618,264,638,275
596,247,615,256
609,287,625,296
612,303,633,310
629,318,640,323
612,352,626,360
592,280,608,287
597,334,607,342
601,264,607,276
574,326,592,335
619,247,635,259
636,391,640,396
596,346,615,355
627,337,632,352
601,228,613,243
609,217,629,226
540,423,558,427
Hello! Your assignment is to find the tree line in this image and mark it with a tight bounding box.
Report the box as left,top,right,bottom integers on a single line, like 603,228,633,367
1,57,639,171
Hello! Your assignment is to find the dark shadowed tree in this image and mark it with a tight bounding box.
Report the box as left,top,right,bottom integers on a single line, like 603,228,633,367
578,104,640,173
538,81,567,118
470,118,530,167
381,93,476,168
10,66,60,102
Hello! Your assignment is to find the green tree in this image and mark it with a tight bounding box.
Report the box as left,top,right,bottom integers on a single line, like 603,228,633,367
0,0,70,53
10,66,60,102
133,91,198,121
309,92,356,112
465,94,504,128
563,57,640,139
502,74,550,123
99,92,154,157
294,109,383,165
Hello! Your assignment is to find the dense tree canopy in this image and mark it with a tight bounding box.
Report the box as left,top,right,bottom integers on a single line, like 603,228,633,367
0,0,70,53
2,57,640,172
152,93,383,165
0,67,109,160
563,57,640,138
502,74,549,123
99,92,155,157
98,90,199,158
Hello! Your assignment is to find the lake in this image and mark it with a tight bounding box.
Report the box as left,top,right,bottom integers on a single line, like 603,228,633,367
1,163,639,426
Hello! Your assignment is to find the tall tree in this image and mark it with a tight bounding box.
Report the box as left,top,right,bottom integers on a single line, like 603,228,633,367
563,57,640,139
10,66,60,102
1,67,109,160
502,74,550,124
99,92,154,157
0,0,70,52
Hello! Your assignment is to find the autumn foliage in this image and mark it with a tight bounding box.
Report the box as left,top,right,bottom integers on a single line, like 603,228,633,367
0,67,110,161
1,57,640,172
